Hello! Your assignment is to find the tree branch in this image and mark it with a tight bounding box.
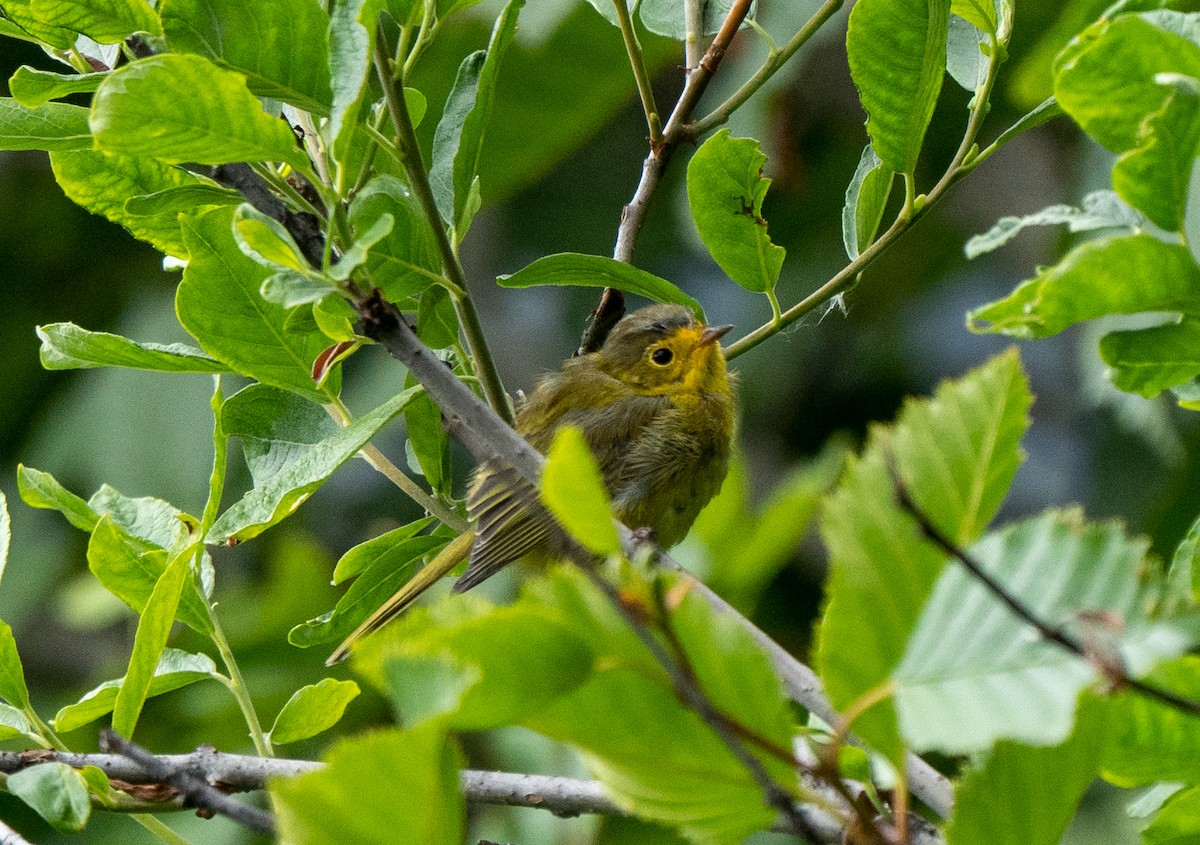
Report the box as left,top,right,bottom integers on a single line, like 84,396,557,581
890,469,1200,720
99,731,274,835
0,819,35,845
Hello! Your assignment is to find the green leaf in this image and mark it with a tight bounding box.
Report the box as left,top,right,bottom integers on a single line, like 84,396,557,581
847,0,951,174
272,725,464,845
0,621,30,708
50,150,208,258
29,0,161,43
945,701,1105,845
123,184,243,217
895,511,1198,753
542,426,621,557
270,679,360,745
233,204,310,271
288,535,448,647
841,143,894,261
404,373,451,498
9,66,105,108
818,352,1029,762
686,130,786,294
639,0,750,38
1142,785,1200,845
527,667,779,845
16,465,97,533
430,0,525,237
260,271,337,308
1111,76,1200,232
0,0,76,47
369,654,479,727
55,649,218,733
1102,656,1200,786
348,176,444,302
415,284,459,350
950,0,997,36
207,386,421,543
86,517,212,634
892,348,1030,545
355,602,595,729
964,190,1140,260
498,253,705,320
327,0,385,163
0,98,91,150
1055,15,1200,155
7,763,91,833
87,485,192,550
331,518,436,585
91,54,311,170
946,12,990,92
329,212,394,282
112,553,192,737
968,234,1200,338
0,702,39,743
161,0,332,114
177,206,334,402
1100,318,1200,397
37,323,232,374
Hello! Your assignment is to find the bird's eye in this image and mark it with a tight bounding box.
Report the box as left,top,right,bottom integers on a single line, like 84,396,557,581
651,347,673,365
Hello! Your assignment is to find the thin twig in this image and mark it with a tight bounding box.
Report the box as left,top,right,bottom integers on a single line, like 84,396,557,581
576,567,821,843
612,0,663,144
98,732,274,835
354,291,955,818
371,24,513,425
890,470,1200,719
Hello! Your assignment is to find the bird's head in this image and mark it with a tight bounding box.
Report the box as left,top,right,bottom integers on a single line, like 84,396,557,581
595,303,732,396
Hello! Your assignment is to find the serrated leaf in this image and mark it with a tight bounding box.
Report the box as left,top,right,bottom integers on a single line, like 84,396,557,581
965,190,1141,259
30,0,160,43
892,348,1030,544
348,175,444,302
0,98,91,150
945,702,1105,845
1112,77,1200,232
847,0,951,174
270,679,360,744
112,552,192,737
54,648,219,733
430,0,524,238
9,66,104,108
542,426,620,557
0,621,29,708
1100,318,1200,397
1055,15,1200,155
895,511,1199,753
161,0,332,114
1102,656,1200,786
968,234,1200,338
50,150,209,257
37,323,231,374
498,253,704,320
686,130,785,293
7,763,90,833
16,465,97,533
87,517,212,634
207,386,421,543
91,54,310,170
842,143,894,261
272,725,464,845
177,206,335,402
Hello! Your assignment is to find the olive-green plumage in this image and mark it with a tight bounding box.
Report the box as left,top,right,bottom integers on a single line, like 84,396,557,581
328,303,735,664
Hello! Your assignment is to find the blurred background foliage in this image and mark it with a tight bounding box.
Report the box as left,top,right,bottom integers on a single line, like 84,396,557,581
1,0,1198,842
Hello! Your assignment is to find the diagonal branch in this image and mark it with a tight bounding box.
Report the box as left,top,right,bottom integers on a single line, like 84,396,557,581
890,468,1200,720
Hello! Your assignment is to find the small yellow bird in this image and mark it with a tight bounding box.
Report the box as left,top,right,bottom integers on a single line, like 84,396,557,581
329,303,734,664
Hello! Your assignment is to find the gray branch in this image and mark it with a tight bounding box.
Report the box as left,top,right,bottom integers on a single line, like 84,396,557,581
0,819,35,845
0,749,942,844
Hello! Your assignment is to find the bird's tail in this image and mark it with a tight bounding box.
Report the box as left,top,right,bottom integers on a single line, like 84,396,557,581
326,530,475,665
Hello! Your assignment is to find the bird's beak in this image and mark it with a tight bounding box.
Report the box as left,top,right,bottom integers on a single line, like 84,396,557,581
699,324,733,347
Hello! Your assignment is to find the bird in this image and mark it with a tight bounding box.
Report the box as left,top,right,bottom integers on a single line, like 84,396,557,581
328,302,735,664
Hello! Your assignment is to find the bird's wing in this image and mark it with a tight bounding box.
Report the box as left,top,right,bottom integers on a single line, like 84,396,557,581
455,463,554,592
